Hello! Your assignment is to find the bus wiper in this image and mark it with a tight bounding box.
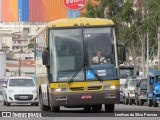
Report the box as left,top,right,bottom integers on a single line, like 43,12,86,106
68,64,103,83
68,63,84,84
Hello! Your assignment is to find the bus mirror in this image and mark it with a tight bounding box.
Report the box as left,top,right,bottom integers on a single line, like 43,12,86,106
42,48,49,66
120,48,126,62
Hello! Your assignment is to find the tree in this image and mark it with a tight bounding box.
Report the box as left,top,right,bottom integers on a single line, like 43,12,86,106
82,0,160,73
28,38,36,48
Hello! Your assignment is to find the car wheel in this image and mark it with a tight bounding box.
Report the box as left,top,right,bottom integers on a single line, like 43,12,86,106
124,96,129,105
3,100,6,106
148,99,152,107
129,97,132,105
123,96,125,104
139,99,143,106
31,103,34,106
135,99,139,105
35,103,39,106
92,105,102,111
39,93,49,111
153,95,158,107
6,101,10,106
50,106,60,112
84,106,91,112
105,104,114,113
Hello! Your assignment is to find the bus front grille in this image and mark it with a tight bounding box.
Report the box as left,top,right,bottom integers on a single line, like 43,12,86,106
70,86,102,91
88,86,102,90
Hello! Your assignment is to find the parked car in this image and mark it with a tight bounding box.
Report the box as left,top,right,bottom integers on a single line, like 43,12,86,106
135,78,147,106
123,77,140,105
2,77,39,106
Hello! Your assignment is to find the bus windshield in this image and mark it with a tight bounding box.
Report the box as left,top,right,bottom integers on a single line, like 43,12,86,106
49,27,116,82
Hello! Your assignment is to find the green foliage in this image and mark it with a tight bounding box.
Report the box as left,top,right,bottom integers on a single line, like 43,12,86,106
83,0,160,71
28,42,35,48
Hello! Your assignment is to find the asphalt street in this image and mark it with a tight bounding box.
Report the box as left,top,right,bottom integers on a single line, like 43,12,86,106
0,100,160,120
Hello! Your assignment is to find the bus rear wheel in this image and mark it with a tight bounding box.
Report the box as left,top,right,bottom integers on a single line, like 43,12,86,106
105,104,114,112
92,105,102,111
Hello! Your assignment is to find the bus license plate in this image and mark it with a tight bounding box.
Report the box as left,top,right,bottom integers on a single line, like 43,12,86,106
20,96,28,99
81,95,92,99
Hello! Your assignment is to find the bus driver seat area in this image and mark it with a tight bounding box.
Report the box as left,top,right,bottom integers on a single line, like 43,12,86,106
92,51,106,64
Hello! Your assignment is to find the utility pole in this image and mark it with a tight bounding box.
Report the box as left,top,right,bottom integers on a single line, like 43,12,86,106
146,0,149,73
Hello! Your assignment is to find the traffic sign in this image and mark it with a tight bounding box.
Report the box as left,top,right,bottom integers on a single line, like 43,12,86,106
64,0,86,10
86,70,95,79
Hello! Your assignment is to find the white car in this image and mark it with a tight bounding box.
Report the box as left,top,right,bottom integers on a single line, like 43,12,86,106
123,77,140,105
2,77,39,106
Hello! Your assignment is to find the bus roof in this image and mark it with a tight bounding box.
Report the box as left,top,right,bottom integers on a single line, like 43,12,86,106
47,17,114,28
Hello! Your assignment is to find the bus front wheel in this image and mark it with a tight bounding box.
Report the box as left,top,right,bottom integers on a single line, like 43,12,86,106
39,93,49,111
105,104,114,112
84,106,91,112
50,106,60,112
92,105,102,111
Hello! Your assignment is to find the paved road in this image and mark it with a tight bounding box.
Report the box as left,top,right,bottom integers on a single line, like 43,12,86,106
0,101,160,112
0,100,160,120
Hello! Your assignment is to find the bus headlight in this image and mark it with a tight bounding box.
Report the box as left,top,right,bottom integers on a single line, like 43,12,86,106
52,88,69,92
111,86,116,89
103,86,116,90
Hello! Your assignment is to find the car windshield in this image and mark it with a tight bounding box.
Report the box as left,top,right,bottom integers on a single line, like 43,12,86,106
119,68,134,78
139,79,147,88
129,79,139,86
9,79,35,87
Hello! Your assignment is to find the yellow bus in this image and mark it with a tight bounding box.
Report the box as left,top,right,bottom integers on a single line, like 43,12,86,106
35,17,121,112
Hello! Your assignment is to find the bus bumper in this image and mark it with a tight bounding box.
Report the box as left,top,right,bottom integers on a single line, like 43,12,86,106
50,90,120,107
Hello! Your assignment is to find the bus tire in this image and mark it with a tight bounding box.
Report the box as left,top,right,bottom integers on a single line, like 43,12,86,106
92,105,102,111
50,106,60,112
153,95,158,107
84,106,91,112
105,104,114,113
39,93,49,111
